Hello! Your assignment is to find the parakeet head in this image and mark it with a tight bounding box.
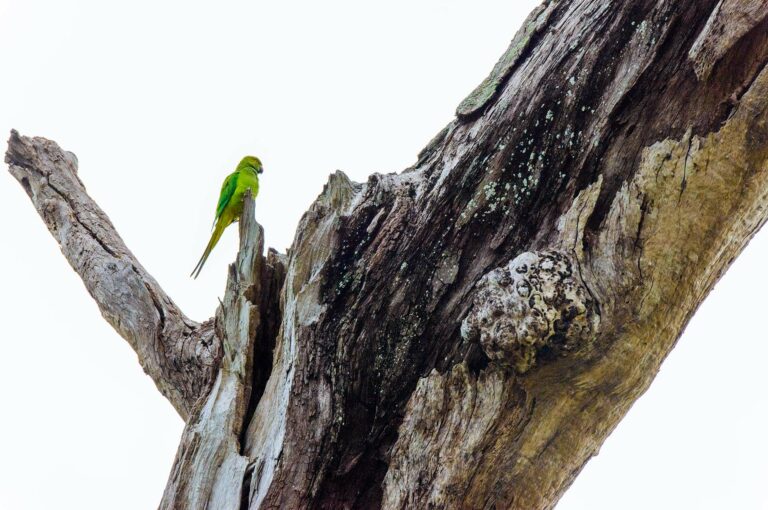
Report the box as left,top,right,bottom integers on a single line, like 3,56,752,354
238,155,264,174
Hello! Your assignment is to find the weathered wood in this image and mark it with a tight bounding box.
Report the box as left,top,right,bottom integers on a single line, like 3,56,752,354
5,131,220,420
234,2,768,508
7,1,768,509
160,195,286,509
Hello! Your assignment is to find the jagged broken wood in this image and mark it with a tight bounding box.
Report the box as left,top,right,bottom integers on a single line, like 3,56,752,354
7,1,768,509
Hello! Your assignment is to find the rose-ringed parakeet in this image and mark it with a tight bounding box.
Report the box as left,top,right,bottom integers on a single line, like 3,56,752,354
191,156,263,278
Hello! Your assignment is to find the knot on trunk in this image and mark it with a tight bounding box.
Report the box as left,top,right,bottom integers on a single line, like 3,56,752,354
461,250,599,373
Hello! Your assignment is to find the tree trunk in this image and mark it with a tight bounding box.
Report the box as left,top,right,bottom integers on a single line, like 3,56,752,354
7,1,768,508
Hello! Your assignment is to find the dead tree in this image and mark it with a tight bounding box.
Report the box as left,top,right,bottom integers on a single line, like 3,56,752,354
7,1,768,508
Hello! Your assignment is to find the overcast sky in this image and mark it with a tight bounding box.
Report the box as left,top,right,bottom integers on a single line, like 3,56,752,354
1,1,767,509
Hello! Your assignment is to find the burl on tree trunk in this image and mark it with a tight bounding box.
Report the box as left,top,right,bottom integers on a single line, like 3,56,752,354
7,1,768,508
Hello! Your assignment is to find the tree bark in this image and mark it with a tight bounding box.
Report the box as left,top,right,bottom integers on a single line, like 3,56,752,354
7,1,768,509
5,131,219,420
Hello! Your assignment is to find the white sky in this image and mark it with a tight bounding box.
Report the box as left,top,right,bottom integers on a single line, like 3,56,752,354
1,1,766,509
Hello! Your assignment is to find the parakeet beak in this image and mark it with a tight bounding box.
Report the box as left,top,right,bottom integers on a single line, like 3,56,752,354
258,167,264,174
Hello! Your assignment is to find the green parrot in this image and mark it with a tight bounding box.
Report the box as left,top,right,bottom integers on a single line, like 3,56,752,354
191,155,264,279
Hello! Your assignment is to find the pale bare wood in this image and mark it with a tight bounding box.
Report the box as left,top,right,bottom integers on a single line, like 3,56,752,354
160,194,286,509
5,131,220,420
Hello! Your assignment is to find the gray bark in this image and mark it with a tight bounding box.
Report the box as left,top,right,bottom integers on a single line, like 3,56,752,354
7,1,768,509
6,131,218,420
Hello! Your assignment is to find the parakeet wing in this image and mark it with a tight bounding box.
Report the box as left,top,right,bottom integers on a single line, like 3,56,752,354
215,172,238,222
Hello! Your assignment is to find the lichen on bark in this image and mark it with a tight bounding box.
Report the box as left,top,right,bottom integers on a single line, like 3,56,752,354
462,250,599,373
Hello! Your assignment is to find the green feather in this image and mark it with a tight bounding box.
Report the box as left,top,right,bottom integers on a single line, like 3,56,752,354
214,172,238,227
192,156,263,279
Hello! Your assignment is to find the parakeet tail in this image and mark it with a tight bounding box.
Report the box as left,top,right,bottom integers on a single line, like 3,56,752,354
191,221,226,279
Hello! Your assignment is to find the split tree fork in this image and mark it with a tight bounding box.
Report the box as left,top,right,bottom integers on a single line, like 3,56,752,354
7,1,768,508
